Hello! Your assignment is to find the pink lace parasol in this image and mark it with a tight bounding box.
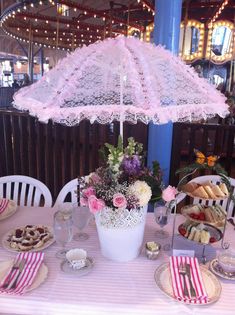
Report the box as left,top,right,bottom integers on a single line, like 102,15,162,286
13,36,229,128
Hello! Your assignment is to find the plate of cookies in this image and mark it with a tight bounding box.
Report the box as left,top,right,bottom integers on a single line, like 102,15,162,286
2,225,55,252
178,221,223,245
181,181,229,200
181,204,226,225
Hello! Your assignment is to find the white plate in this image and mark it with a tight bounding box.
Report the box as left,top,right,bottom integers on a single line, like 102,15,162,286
154,262,221,305
61,257,94,276
181,205,225,226
178,223,223,245
2,225,55,253
0,259,48,292
210,259,235,281
0,200,18,221
184,191,227,201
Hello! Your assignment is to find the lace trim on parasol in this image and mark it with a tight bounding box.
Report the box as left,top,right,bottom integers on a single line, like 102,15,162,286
95,206,147,229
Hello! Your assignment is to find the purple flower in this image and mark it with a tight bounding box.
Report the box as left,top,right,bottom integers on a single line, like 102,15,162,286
121,155,141,176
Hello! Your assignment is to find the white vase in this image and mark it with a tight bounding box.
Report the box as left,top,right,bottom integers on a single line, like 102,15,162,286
95,205,147,262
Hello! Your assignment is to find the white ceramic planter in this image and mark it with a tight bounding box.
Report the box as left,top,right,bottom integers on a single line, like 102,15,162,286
95,206,147,262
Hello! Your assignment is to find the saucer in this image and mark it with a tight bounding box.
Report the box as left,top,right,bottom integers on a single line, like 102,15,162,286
61,257,94,276
210,259,235,281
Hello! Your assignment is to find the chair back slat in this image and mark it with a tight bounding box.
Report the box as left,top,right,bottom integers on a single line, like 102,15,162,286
5,182,11,199
34,190,42,207
0,184,3,197
13,182,19,201
20,183,27,206
26,185,34,206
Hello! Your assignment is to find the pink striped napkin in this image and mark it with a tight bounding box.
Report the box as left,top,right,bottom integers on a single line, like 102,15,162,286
169,256,208,304
0,199,10,215
0,252,44,295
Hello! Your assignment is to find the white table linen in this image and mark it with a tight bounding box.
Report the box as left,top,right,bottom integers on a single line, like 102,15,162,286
0,206,234,315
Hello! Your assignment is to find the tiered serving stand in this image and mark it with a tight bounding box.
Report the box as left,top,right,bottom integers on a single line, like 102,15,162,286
171,182,231,263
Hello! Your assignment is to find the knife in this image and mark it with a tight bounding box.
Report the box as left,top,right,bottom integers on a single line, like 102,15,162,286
8,259,26,290
185,263,197,298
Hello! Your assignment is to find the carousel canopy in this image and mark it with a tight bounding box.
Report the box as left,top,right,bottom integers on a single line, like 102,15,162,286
13,36,229,126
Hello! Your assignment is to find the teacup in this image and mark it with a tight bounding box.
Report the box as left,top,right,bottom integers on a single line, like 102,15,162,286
218,249,235,273
66,248,87,270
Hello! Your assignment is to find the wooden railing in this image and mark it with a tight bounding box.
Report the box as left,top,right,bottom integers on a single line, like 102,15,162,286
0,109,147,200
170,122,235,186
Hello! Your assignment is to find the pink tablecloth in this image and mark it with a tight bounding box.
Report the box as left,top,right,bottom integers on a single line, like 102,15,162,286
0,206,234,315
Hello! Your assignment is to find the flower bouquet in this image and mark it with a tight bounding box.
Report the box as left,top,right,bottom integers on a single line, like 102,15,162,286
80,137,162,262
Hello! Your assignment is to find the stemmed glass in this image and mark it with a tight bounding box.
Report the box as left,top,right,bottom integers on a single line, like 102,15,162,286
53,208,73,259
154,202,170,239
72,204,91,241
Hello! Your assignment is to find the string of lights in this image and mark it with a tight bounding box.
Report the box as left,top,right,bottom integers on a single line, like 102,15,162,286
136,0,155,15
209,0,230,27
0,0,146,51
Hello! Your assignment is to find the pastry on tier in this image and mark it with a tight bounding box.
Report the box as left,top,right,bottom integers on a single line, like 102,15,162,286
182,181,229,199
178,221,220,244
181,204,226,224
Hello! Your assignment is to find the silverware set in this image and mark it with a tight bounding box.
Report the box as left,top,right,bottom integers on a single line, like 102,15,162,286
179,262,197,298
1,259,26,290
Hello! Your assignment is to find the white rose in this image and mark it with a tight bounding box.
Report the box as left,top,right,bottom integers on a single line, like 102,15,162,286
129,180,152,207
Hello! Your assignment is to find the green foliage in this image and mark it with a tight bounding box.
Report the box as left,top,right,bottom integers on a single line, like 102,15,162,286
152,161,161,177
125,137,143,156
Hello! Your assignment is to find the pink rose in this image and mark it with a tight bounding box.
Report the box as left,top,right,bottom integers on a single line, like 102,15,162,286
162,185,178,202
83,187,95,199
88,195,105,214
113,193,127,209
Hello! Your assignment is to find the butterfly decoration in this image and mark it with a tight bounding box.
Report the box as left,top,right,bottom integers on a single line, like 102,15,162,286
194,149,219,167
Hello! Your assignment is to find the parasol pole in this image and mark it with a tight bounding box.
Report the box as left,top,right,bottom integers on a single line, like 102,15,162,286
120,69,124,139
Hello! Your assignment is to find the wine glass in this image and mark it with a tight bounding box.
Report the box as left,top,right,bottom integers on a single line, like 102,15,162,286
53,208,73,259
154,203,169,239
72,204,91,241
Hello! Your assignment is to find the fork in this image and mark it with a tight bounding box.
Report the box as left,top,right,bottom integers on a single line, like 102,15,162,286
2,260,21,289
9,259,26,290
185,263,197,297
179,263,189,297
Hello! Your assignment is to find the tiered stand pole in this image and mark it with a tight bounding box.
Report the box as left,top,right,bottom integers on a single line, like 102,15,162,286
221,195,232,249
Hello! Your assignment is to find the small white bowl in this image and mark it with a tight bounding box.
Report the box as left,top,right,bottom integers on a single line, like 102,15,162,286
66,249,87,270
218,249,235,273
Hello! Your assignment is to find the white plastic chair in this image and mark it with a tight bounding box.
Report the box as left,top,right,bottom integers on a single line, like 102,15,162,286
177,175,235,217
54,178,79,207
0,175,52,207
